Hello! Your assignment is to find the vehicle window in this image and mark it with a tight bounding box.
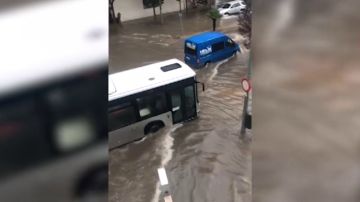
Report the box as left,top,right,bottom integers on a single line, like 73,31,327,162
225,38,236,47
0,98,53,179
222,3,231,8
184,85,196,118
53,115,96,152
109,102,137,131
232,3,240,8
211,42,225,52
185,42,196,55
185,47,196,55
170,91,183,123
136,92,167,120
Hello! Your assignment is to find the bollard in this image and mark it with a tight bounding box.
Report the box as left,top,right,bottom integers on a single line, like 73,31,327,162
157,167,173,201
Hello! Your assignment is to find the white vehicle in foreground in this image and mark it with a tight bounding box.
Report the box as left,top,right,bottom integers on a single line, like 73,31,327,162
218,0,246,16
109,59,204,149
0,0,108,201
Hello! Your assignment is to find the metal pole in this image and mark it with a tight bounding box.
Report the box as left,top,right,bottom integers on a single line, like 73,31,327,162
179,12,184,35
248,50,252,78
240,92,248,135
241,51,252,136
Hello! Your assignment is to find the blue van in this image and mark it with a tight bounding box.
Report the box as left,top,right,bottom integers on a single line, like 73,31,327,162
184,32,240,68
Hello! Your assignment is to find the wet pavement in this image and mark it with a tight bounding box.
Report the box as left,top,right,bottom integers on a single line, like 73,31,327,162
109,10,251,202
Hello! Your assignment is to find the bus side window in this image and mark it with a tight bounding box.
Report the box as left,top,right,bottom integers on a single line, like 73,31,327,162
154,93,167,114
136,93,167,119
211,42,225,52
53,115,96,153
108,102,137,131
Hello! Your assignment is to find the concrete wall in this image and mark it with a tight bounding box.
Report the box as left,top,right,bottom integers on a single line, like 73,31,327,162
114,0,186,22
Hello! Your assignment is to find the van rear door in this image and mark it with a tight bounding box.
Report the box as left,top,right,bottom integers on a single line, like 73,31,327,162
184,41,198,66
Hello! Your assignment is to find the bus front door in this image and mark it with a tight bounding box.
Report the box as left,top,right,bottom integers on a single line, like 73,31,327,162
169,85,197,124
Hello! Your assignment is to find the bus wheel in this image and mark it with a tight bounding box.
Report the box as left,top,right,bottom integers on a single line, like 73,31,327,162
144,121,165,135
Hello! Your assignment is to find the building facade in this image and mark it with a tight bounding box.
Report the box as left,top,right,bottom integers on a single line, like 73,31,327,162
114,0,186,22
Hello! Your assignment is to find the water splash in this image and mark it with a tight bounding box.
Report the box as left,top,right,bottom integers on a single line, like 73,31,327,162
208,57,232,82
151,124,183,202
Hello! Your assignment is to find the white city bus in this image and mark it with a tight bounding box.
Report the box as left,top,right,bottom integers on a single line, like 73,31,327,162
109,59,204,149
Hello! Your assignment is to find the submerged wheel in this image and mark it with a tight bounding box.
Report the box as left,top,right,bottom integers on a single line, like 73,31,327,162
144,121,165,135
149,124,160,133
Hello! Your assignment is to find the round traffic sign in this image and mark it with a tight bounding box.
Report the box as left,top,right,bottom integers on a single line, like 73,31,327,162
241,78,251,93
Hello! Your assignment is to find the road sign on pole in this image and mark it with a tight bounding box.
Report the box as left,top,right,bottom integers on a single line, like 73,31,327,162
241,78,251,135
241,78,251,93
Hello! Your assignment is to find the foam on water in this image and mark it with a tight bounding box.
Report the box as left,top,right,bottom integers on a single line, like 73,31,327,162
151,124,183,202
209,57,232,82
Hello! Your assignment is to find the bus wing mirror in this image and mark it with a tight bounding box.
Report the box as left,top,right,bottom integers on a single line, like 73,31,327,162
196,81,205,92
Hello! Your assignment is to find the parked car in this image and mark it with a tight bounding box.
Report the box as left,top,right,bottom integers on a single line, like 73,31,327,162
184,32,240,68
218,0,246,15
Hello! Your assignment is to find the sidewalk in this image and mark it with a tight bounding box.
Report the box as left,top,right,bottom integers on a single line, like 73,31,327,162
111,8,241,38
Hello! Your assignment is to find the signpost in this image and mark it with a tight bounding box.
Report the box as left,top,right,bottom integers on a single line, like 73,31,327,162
241,78,251,135
241,78,251,94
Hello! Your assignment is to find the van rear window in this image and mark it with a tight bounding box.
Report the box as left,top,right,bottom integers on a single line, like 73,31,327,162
185,46,196,55
185,42,196,55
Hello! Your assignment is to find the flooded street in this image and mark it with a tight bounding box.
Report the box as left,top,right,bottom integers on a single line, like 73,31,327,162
109,11,251,202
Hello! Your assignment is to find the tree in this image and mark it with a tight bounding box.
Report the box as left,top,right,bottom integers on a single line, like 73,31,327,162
238,0,251,49
153,3,157,21
143,0,163,21
159,0,164,24
176,0,182,13
207,9,222,31
109,0,119,24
